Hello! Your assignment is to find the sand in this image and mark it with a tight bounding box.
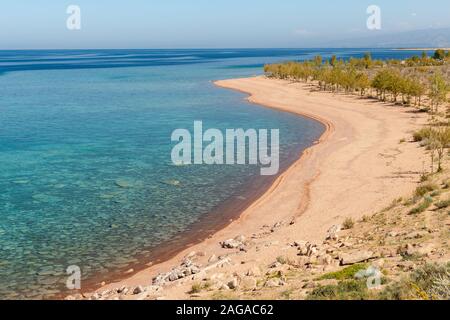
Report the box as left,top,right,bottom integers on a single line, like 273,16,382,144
89,76,429,299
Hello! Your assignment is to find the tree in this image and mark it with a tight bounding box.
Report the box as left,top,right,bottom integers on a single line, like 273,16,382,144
313,55,323,67
363,52,373,69
433,49,446,61
429,73,449,113
330,55,337,67
428,126,450,172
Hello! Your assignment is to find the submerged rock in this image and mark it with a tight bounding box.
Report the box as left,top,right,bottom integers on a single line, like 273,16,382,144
160,179,181,187
115,179,134,188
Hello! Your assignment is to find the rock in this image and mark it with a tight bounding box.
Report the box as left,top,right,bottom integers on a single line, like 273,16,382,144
246,266,262,277
397,261,416,271
302,282,316,289
133,286,145,295
400,243,434,257
208,254,218,263
269,261,282,269
90,293,100,300
221,239,241,249
380,248,397,258
168,272,179,282
227,278,239,290
220,284,230,291
404,231,428,240
161,179,181,187
297,242,310,256
65,294,84,300
115,179,134,188
265,278,285,288
340,250,374,265
293,240,308,248
241,277,257,290
326,225,342,241
318,254,334,266
387,231,399,237
271,222,283,232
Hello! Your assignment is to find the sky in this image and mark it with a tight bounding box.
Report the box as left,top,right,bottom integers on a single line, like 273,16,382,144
0,0,449,49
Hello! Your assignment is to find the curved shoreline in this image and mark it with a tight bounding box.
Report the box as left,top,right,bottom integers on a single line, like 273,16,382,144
79,76,427,299
63,77,328,299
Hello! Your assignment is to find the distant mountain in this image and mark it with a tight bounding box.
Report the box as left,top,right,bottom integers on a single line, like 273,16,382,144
310,28,450,48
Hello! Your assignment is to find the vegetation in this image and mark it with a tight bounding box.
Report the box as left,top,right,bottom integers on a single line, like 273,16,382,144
307,280,369,300
264,50,449,113
342,217,355,230
409,197,433,214
380,263,450,300
318,263,369,281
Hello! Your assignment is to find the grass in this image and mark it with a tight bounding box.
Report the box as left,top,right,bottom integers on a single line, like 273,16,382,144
189,281,212,294
276,256,288,265
307,280,369,300
342,217,355,230
435,199,450,209
414,183,438,197
409,197,433,214
413,128,433,142
318,263,369,281
379,263,450,300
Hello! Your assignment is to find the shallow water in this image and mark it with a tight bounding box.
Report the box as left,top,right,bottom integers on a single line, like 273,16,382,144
0,48,425,299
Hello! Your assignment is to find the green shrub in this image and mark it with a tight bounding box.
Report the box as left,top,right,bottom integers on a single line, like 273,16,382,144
319,264,369,281
343,217,355,230
415,184,437,197
307,280,369,300
379,263,450,300
435,199,450,209
413,128,433,142
409,197,433,214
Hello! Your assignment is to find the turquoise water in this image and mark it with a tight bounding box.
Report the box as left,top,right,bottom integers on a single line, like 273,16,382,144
0,49,424,299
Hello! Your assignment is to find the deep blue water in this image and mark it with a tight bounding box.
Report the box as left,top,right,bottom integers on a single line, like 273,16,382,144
0,48,425,299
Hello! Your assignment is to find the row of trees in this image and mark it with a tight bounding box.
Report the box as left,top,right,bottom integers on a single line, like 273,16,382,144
264,51,449,112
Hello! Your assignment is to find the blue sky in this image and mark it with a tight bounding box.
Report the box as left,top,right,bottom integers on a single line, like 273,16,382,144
1,0,449,49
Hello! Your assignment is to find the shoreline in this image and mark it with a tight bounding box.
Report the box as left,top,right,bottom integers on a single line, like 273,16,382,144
63,80,328,299
74,76,427,300
74,128,320,298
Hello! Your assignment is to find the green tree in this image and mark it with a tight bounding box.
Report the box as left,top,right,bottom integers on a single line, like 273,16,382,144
433,49,446,60
429,73,449,113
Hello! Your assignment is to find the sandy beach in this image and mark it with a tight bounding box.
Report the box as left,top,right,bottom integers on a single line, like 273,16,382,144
86,76,429,299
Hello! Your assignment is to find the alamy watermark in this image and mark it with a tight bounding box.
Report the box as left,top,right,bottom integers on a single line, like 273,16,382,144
356,265,382,289
171,121,280,176
66,5,81,30
66,265,81,290
367,5,381,30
